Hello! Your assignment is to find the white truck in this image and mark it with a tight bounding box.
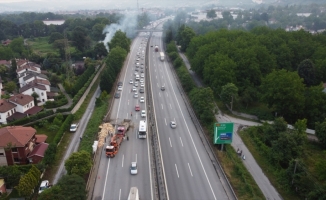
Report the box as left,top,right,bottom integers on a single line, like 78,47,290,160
160,52,164,61
127,187,139,200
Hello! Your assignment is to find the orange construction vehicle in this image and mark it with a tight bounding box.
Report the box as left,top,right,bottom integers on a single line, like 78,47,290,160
105,134,124,158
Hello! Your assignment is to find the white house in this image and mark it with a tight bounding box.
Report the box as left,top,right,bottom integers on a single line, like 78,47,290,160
16,63,41,82
0,99,17,124
19,71,48,88
9,94,34,113
19,83,48,106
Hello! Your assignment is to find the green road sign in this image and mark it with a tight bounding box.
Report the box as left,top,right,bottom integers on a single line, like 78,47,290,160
214,122,234,144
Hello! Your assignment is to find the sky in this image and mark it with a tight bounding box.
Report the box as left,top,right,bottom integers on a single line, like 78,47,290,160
0,0,259,12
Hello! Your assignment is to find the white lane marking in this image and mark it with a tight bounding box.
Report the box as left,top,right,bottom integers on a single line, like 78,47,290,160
170,104,172,109
119,189,121,200
162,76,163,79
156,75,157,79
103,37,140,199
157,83,159,87
165,118,167,125
159,92,161,97
126,113,128,119
169,137,172,147
166,93,168,97
175,164,179,178
102,158,111,198
180,137,184,147
161,104,163,109
164,54,217,200
122,154,124,167
128,100,129,105
136,154,138,163
174,118,176,122
188,163,193,177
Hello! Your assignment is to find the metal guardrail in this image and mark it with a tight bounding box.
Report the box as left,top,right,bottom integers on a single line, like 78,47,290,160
166,55,238,200
145,32,168,200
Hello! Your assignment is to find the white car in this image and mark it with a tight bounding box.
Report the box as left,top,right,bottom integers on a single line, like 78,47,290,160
39,180,50,193
129,79,133,84
170,121,177,128
141,110,146,118
140,97,145,103
130,162,138,175
134,82,138,87
140,83,144,88
140,79,144,83
141,74,144,78
134,93,139,98
132,87,137,92
118,86,123,91
70,123,78,132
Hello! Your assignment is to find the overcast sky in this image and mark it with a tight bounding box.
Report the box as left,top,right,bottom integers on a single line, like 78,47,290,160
0,0,244,12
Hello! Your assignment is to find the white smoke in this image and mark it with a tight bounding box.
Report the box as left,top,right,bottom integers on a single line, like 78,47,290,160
102,13,138,51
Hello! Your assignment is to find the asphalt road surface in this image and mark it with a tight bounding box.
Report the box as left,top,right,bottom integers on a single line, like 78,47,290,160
148,32,229,200
92,32,153,200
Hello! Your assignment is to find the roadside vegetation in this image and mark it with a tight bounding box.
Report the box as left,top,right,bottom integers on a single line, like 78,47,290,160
164,9,326,200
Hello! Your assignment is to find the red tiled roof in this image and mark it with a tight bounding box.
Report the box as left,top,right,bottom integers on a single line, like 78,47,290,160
0,99,16,113
9,94,34,106
0,126,36,147
31,78,50,86
16,59,27,67
46,92,56,98
16,65,39,73
35,134,47,144
27,143,49,158
0,60,10,65
25,106,43,115
19,82,47,93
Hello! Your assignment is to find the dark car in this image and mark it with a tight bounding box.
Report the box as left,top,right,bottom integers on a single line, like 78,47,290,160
114,92,121,98
161,86,165,91
139,88,144,93
118,82,123,86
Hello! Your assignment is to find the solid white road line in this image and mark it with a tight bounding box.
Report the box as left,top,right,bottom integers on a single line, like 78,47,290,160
102,158,111,198
119,189,121,200
122,154,124,167
175,164,179,178
180,137,183,147
188,163,193,177
169,137,172,147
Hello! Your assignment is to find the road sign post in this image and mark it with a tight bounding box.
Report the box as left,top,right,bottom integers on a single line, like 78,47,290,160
214,122,234,145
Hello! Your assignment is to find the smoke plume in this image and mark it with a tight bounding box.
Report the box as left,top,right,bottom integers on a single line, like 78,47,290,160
102,13,138,51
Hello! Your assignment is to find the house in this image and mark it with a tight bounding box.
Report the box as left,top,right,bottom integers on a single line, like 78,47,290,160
0,126,38,166
19,82,48,106
9,94,34,113
35,134,48,144
27,143,49,164
0,99,17,124
0,60,11,68
2,39,11,46
16,63,41,79
19,71,48,88
0,178,6,195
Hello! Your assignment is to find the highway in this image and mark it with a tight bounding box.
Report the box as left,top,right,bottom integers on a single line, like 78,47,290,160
92,32,153,200
148,32,229,199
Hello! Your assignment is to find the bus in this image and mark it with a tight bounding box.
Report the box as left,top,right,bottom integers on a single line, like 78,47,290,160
160,52,164,61
138,120,147,139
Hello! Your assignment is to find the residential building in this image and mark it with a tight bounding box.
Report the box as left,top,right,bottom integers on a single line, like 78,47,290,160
19,71,48,88
0,99,17,124
0,126,47,166
27,143,49,164
19,82,48,106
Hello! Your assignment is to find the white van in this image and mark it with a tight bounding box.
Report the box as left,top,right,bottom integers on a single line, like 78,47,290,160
128,187,139,200
135,75,140,81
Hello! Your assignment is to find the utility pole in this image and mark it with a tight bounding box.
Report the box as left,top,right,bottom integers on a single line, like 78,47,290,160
292,159,298,185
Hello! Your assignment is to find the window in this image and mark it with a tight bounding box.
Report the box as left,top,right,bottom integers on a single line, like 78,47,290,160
14,158,20,162
41,92,44,96
11,148,17,152
0,153,4,156
32,88,34,91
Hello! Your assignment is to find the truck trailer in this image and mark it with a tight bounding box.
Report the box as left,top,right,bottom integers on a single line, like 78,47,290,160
155,45,159,52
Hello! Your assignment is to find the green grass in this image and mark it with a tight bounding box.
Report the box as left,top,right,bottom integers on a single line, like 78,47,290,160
28,37,58,56
36,126,57,143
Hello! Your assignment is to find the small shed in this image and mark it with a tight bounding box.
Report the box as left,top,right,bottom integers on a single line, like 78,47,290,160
27,143,49,164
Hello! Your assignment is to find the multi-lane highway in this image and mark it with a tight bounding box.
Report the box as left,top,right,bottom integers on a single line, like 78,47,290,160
93,32,153,200
92,23,231,200
148,32,229,200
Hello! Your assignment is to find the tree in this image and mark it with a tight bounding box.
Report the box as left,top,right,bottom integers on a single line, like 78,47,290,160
15,165,40,198
9,37,24,55
206,10,217,19
91,23,105,41
297,59,317,87
38,174,86,200
108,30,131,52
177,26,196,52
48,32,64,44
220,83,238,110
260,69,305,122
315,119,326,149
31,92,39,106
0,64,7,76
72,26,88,52
52,39,67,59
4,81,17,94
93,42,108,58
64,150,92,177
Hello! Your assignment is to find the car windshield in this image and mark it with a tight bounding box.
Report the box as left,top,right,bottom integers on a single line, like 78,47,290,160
131,166,137,170
71,125,76,128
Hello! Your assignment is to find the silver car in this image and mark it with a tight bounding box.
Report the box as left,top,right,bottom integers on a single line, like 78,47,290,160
170,121,177,128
